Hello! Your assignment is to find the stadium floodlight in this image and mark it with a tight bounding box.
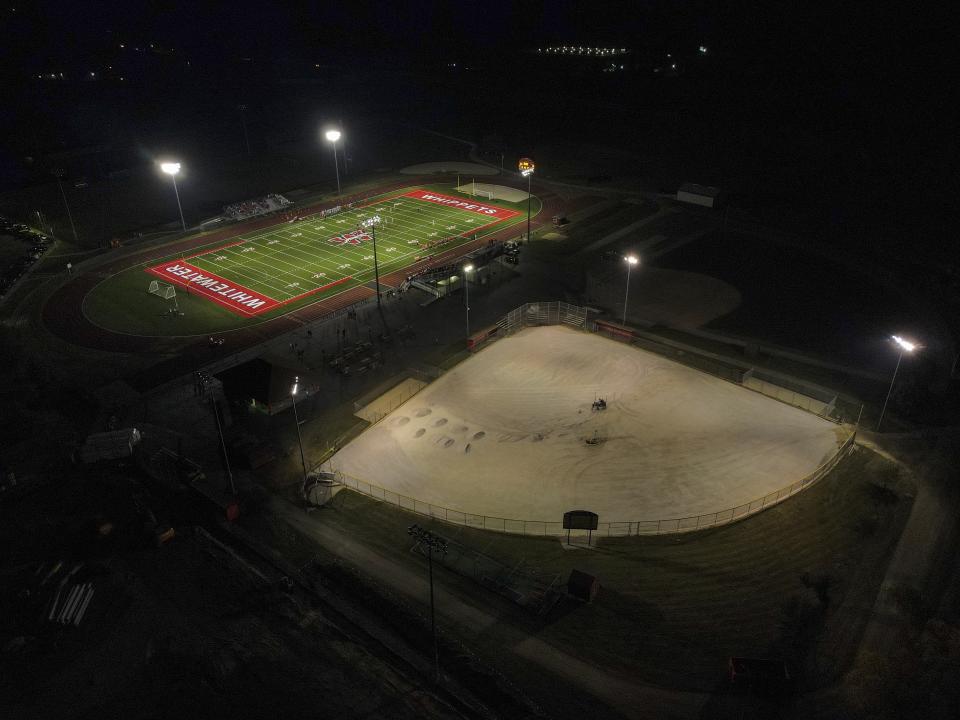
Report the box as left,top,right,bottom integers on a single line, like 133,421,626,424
878,335,920,431
463,264,474,337
518,157,535,241
622,255,640,326
360,215,382,305
324,129,342,195
159,161,186,231
291,376,309,491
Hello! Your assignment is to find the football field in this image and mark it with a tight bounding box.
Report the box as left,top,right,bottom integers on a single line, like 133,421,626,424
146,188,522,316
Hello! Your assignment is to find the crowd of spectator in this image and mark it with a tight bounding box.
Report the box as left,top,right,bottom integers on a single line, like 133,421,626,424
222,193,293,221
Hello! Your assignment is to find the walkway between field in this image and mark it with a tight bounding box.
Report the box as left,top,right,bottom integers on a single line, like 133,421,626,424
850,431,958,648
794,428,960,715
575,204,679,256
265,493,709,719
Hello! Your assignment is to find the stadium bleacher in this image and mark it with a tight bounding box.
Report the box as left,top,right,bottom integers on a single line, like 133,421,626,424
223,193,293,221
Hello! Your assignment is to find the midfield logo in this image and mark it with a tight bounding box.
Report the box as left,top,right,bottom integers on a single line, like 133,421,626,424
328,229,370,245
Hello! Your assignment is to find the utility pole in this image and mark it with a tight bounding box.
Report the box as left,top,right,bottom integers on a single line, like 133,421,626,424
407,524,448,682
52,169,79,243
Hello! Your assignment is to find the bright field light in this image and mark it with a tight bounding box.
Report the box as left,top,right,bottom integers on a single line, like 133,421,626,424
160,162,181,175
892,335,916,352
325,129,341,143
625,255,639,266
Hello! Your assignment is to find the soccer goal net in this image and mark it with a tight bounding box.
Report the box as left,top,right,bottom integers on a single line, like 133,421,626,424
148,280,177,300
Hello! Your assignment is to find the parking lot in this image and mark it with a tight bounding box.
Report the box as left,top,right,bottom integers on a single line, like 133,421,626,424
0,216,53,302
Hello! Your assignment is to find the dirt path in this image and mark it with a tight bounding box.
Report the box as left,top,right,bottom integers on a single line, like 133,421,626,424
848,431,957,657
790,429,960,716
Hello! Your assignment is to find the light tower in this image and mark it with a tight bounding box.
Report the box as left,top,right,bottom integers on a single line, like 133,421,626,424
291,376,309,492
407,524,448,681
159,162,186,231
622,255,640,326
325,129,342,195
361,215,382,306
51,169,79,243
877,335,919,431
518,157,535,242
463,264,474,337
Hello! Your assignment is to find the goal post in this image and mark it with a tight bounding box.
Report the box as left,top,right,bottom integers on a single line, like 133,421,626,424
148,280,180,311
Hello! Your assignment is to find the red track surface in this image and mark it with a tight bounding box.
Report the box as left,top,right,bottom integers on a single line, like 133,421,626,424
41,176,594,389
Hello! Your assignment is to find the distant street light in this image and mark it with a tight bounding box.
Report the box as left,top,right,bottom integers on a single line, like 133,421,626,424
877,335,919,431
519,157,535,241
291,377,309,492
325,129,342,195
159,162,186,231
407,524,448,682
463,264,474,337
622,254,640,326
52,169,79,243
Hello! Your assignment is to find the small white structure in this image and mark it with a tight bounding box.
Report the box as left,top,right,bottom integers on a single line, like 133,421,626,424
78,428,142,464
677,183,721,208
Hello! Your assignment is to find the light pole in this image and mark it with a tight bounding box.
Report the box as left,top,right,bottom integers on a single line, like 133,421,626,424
160,162,186,231
519,157,535,242
362,215,382,307
877,335,918,432
622,254,639,326
325,129,341,195
52,169,79,243
463,264,474,337
200,371,235,495
291,377,309,492
407,524,448,682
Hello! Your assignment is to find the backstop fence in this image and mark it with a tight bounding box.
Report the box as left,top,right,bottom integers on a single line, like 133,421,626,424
331,301,862,537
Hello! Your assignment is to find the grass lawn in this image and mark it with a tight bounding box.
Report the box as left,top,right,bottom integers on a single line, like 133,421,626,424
251,444,910,696
527,199,659,258
81,184,538,336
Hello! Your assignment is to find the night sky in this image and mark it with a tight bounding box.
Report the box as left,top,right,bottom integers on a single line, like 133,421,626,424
1,0,956,227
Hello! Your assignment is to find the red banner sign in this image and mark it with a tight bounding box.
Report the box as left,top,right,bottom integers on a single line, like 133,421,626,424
402,189,521,220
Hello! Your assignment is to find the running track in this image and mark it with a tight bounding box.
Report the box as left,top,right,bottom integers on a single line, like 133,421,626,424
41,177,598,390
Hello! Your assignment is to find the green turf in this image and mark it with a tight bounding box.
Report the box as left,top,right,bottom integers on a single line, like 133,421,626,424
81,184,539,336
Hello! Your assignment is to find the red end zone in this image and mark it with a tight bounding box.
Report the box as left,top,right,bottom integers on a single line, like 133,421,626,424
402,189,521,220
146,260,281,316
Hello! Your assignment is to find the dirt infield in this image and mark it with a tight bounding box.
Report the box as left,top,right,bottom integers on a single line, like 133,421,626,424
333,325,843,524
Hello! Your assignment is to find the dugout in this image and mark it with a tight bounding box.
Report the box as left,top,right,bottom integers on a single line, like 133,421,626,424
216,358,320,415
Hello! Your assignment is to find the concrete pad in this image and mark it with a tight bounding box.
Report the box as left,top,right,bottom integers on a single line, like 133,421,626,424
333,326,840,524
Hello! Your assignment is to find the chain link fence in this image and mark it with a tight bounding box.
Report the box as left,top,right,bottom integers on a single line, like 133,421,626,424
334,431,855,537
